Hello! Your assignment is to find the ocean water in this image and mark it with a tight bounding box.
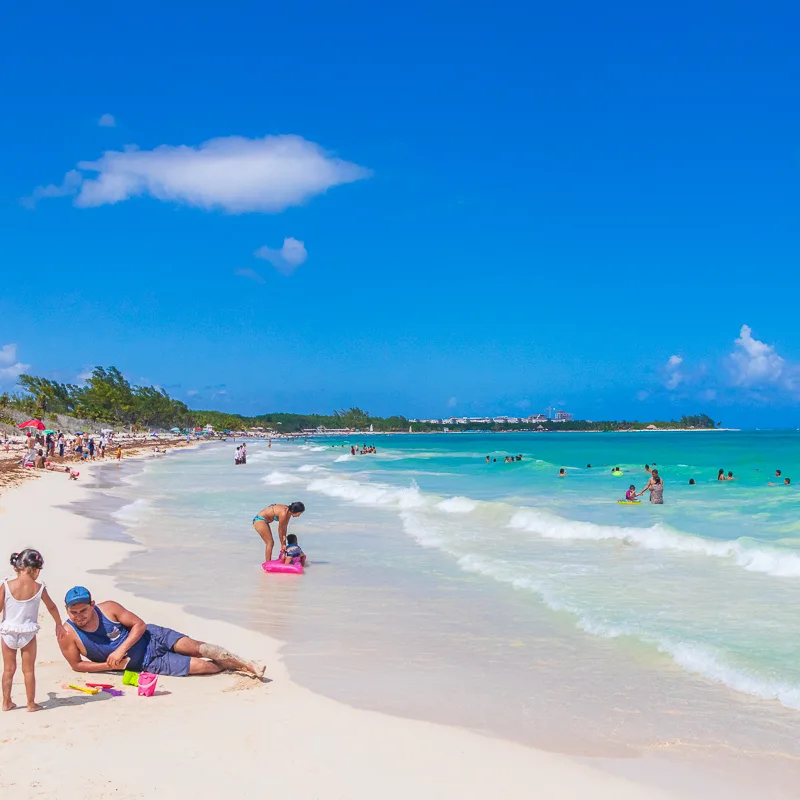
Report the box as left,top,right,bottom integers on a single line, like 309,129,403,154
96,432,800,796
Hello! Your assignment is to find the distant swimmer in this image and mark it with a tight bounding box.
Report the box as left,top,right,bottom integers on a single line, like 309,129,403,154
638,469,664,504
644,464,651,473
612,467,623,476
727,471,736,481
768,477,791,486
774,470,782,479
558,468,566,477
516,454,522,461
717,469,725,481
688,478,696,485
485,455,490,463
252,502,306,563
586,463,592,468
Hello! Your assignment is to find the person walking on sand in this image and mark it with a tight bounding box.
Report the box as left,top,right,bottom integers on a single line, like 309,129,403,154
252,502,305,563
638,469,664,504
1,549,67,712
58,587,264,678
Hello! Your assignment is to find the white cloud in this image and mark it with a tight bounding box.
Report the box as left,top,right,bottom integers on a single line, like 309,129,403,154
235,267,266,285
24,170,83,207
187,389,199,397
728,325,785,387
254,237,308,274
98,113,116,128
446,396,458,408
0,344,29,385
699,389,717,402
664,354,684,390
635,390,650,401
515,399,531,410
0,344,19,367
29,134,370,213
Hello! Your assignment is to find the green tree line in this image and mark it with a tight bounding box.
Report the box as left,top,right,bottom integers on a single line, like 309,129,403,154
1,366,718,433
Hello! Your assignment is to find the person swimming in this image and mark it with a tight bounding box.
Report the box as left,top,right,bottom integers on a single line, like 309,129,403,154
612,467,623,476
689,478,696,485
558,468,566,477
717,469,725,481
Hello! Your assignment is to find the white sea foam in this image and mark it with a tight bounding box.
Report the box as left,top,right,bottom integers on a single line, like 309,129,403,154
112,498,152,524
297,464,325,473
508,508,800,578
306,476,426,509
436,496,479,513
261,470,301,486
453,552,800,711
334,454,352,462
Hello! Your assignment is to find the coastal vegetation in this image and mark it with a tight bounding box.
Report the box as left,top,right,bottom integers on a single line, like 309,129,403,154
1,367,718,433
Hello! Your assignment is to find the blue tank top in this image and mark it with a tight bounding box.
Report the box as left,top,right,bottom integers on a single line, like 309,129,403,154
67,607,150,671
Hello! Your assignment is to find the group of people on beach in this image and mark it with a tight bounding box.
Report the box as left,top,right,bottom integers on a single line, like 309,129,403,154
1,549,264,713
17,431,122,472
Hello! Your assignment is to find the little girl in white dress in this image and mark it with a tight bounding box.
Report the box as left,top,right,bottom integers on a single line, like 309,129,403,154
1,549,66,712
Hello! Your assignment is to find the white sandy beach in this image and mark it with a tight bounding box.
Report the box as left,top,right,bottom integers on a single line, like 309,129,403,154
0,460,683,800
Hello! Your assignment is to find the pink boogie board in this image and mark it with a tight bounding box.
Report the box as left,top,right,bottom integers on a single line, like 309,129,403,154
262,559,304,574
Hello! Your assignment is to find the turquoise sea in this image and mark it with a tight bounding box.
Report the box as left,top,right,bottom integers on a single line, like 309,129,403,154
98,431,800,795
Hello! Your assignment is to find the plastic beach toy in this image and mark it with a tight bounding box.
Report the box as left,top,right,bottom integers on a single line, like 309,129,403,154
122,670,140,687
68,684,100,695
137,672,159,697
262,559,304,574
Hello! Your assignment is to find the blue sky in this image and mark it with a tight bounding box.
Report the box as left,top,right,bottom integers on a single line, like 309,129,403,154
2,1,799,426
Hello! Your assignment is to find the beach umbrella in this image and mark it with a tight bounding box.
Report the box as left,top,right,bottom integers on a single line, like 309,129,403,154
19,419,45,430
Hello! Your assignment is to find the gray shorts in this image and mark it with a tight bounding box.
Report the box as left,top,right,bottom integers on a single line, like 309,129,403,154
143,624,191,677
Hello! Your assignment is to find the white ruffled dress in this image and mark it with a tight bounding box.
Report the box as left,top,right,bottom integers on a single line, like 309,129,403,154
0,579,43,650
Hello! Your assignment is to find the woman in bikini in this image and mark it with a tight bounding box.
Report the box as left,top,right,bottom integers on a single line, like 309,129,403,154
252,502,306,563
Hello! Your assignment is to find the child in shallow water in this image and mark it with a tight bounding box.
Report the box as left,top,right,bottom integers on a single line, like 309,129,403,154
281,534,307,567
625,485,637,501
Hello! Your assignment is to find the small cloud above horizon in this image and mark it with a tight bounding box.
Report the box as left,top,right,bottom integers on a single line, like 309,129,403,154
728,325,786,388
254,237,308,274
235,267,266,284
98,113,116,128
26,134,370,213
0,343,30,385
664,354,684,390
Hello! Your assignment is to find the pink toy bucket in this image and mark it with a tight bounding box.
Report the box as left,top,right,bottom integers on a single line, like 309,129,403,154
137,672,158,697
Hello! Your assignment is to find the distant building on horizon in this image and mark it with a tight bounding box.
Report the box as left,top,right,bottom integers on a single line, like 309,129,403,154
555,411,574,422
527,414,548,423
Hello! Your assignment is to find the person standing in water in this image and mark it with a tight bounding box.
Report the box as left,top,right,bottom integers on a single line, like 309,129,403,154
252,502,306,563
639,469,664,504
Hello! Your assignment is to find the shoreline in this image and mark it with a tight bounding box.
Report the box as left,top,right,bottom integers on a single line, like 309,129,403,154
0,448,683,799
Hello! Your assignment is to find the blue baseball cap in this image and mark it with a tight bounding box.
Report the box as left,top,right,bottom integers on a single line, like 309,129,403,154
64,586,92,607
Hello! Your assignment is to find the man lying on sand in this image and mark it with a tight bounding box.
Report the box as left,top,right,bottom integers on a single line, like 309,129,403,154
58,587,264,678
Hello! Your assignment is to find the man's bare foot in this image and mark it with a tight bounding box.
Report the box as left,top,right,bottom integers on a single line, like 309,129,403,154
199,643,265,676
2,700,16,712
26,703,43,713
